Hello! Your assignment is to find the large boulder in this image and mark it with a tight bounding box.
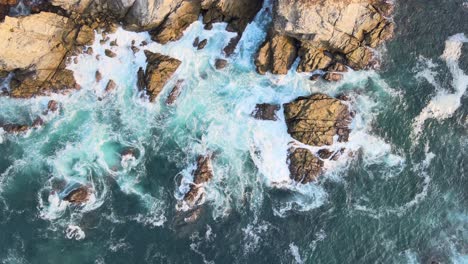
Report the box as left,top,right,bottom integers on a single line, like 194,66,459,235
284,94,352,146
142,51,181,102
256,0,394,75
183,155,213,208
0,12,94,98
255,31,298,75
284,94,352,183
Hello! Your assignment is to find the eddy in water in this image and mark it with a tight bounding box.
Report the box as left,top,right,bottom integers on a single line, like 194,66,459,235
0,0,467,263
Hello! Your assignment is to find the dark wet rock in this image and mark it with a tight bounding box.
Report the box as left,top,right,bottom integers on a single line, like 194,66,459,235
193,37,200,47
32,116,44,128
197,39,208,50
183,155,213,208
136,67,146,91
251,103,280,121
95,71,102,82
223,35,241,57
105,79,116,93
109,39,118,46
310,73,321,81
47,100,59,113
144,51,181,102
214,59,228,69
131,45,140,53
104,49,117,58
86,47,94,55
317,149,333,160
284,94,352,146
0,123,30,134
288,148,323,184
166,80,184,105
255,31,298,75
63,186,90,204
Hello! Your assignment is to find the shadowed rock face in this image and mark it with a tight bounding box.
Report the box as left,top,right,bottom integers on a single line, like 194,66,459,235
251,103,280,121
284,93,352,183
143,50,181,102
256,0,394,76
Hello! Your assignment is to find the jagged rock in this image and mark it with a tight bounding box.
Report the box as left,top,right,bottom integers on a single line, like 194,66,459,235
104,49,117,58
105,79,116,93
323,63,348,82
166,80,184,105
0,12,93,98
284,94,352,146
136,67,146,91
144,51,181,102
0,124,30,134
201,0,263,33
288,148,323,184
63,186,90,204
255,31,298,75
197,39,208,50
256,0,395,74
131,45,140,53
214,59,227,69
223,35,241,57
284,94,352,183
32,117,44,128
251,103,280,121
193,37,200,47
183,155,213,208
149,0,201,44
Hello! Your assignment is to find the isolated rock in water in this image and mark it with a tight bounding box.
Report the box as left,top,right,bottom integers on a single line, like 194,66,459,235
47,100,59,113
32,117,44,128
214,59,228,69
136,67,146,91
256,0,394,74
104,49,117,58
284,94,352,146
197,39,208,50
183,155,213,208
201,0,264,33
63,186,90,204
284,94,352,183
166,80,184,105
288,148,324,183
251,103,280,121
144,51,181,102
105,79,117,93
255,31,298,75
0,12,93,98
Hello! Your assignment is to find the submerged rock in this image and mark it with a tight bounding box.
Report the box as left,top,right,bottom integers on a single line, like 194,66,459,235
251,103,280,121
256,0,394,74
166,80,184,105
63,186,90,204
284,94,352,183
214,58,228,69
143,51,181,102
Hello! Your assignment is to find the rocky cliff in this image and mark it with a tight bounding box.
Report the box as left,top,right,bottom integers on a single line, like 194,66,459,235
256,0,394,78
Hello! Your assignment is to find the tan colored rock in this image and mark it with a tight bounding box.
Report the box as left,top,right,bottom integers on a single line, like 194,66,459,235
288,148,324,183
144,51,181,102
257,0,394,74
0,12,94,98
284,94,352,147
183,155,213,207
150,0,201,44
63,186,90,204
255,32,297,75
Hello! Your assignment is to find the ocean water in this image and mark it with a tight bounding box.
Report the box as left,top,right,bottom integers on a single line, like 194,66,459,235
0,0,467,263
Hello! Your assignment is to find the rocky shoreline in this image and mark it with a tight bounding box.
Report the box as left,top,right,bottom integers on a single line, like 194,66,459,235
0,0,394,223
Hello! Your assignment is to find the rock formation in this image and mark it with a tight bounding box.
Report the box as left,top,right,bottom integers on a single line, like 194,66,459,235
284,94,352,183
0,12,94,98
256,0,394,77
166,79,184,105
140,51,181,102
183,155,213,208
251,103,280,121
63,186,90,204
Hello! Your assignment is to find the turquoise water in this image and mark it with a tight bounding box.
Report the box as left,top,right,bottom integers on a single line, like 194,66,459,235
0,1,467,263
